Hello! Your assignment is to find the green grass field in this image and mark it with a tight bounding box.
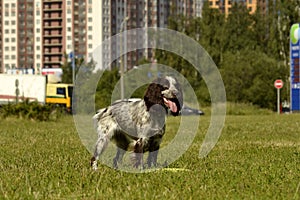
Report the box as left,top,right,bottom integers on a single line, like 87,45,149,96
1,114,299,199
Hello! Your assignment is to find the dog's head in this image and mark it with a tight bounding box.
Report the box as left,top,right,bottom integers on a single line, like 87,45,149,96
144,76,183,116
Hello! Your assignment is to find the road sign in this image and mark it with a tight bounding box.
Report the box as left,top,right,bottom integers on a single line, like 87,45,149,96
274,79,284,89
290,23,300,111
274,79,283,114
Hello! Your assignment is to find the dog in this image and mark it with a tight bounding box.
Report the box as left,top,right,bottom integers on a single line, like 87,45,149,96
91,76,183,170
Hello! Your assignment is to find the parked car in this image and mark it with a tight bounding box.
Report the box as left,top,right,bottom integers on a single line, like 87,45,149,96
181,105,204,115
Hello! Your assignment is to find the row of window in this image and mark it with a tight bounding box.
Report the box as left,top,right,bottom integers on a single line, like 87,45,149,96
67,0,93,6
67,44,94,49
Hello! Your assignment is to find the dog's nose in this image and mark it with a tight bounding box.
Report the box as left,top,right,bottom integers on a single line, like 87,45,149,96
172,90,180,97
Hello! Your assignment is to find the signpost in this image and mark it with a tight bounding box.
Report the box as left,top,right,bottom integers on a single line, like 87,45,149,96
274,79,284,114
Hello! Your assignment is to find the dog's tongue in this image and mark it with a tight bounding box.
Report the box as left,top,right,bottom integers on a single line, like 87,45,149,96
163,98,177,113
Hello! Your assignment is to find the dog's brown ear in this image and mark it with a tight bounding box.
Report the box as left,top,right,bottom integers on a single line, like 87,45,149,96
143,82,165,111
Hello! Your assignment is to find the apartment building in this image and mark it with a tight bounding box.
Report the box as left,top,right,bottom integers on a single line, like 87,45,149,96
0,0,102,74
0,0,207,73
0,0,3,73
110,0,202,70
208,0,269,15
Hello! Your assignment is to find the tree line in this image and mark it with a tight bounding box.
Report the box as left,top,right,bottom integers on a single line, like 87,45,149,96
62,0,300,111
158,1,300,110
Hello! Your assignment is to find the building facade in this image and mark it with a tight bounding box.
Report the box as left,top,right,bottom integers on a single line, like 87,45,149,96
109,0,202,70
208,0,269,15
0,0,102,74
2,0,266,73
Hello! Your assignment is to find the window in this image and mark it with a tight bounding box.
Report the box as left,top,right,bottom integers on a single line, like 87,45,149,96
88,7,92,13
5,21,9,25
5,46,9,51
5,29,9,34
57,87,66,96
36,28,40,33
5,3,9,8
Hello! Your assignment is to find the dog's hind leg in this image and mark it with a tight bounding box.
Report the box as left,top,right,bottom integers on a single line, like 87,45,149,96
133,138,144,169
113,147,126,169
91,133,110,170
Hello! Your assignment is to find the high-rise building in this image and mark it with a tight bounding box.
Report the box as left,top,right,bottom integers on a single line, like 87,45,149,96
0,0,102,74
208,0,269,15
109,0,202,70
0,0,3,73
0,0,203,73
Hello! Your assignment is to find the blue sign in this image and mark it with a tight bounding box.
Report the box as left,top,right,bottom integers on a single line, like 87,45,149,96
69,52,74,59
290,23,300,111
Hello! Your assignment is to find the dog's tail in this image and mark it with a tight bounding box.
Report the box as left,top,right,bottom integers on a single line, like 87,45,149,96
93,108,107,130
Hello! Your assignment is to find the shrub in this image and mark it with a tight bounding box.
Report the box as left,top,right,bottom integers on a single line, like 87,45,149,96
0,100,65,121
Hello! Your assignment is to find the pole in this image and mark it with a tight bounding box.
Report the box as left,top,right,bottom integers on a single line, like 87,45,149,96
277,88,280,114
120,33,124,100
120,16,129,100
72,53,75,85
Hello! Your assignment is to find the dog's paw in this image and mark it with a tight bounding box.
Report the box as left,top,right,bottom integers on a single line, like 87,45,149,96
91,157,98,170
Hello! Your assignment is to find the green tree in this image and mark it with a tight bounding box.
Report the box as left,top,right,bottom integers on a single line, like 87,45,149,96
199,1,226,66
95,69,120,109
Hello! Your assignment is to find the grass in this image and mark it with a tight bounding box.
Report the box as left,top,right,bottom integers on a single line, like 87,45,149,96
0,114,300,199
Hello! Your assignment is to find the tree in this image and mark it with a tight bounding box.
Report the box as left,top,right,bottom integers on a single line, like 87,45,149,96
199,1,226,66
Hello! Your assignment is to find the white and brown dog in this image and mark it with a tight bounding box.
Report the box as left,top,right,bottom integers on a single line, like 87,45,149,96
91,76,183,170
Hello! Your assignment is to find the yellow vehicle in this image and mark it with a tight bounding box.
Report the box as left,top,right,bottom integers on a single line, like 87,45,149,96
46,83,73,112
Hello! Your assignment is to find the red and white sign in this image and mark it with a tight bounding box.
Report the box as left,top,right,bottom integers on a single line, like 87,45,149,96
274,79,284,89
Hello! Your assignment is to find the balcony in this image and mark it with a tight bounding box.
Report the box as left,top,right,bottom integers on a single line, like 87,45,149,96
43,59,62,65
44,15,62,20
44,51,62,56
43,25,63,29
43,34,62,38
43,0,63,3
44,42,62,47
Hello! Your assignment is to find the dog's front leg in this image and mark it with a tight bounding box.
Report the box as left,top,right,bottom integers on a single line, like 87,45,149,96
133,138,144,169
147,142,160,168
148,150,159,167
91,133,110,170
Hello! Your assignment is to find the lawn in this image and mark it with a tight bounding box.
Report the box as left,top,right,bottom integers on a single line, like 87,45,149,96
0,114,299,199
